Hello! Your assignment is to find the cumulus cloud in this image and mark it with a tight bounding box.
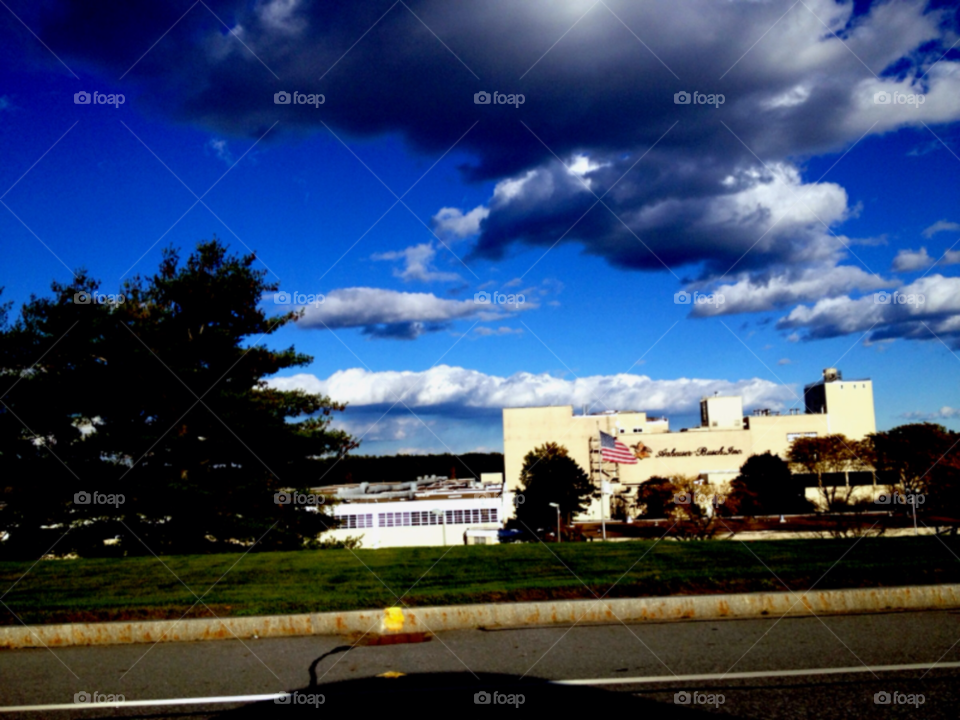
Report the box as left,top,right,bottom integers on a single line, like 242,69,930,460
289,287,534,339
268,365,796,415
371,243,461,283
891,247,934,272
776,275,960,347
690,264,890,317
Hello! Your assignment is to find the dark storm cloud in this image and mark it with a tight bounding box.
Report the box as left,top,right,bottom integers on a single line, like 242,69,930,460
19,1,960,303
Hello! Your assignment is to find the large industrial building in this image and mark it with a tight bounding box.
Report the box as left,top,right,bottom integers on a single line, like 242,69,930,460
503,368,877,517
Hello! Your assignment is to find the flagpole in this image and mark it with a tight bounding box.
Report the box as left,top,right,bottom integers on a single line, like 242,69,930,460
599,430,606,541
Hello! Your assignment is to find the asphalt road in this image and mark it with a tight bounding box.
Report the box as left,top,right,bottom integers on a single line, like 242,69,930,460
2,609,960,718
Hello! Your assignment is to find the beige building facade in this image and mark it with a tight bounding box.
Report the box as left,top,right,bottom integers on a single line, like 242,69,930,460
503,368,876,516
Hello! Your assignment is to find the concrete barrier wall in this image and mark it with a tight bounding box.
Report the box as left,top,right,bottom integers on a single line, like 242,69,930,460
2,584,959,650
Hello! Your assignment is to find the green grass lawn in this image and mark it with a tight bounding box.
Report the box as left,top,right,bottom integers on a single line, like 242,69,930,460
1,536,959,626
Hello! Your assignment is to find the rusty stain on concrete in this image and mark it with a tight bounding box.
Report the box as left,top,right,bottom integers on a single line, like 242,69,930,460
2,584,959,650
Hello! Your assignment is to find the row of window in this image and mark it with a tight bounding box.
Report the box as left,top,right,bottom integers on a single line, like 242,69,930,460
338,508,499,529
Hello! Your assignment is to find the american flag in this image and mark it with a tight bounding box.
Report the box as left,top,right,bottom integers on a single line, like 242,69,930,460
599,430,638,464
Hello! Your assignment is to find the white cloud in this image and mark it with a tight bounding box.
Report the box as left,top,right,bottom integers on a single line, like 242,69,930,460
776,274,960,346
268,365,797,415
902,406,960,420
761,85,810,110
892,247,934,272
432,205,490,239
941,250,960,266
690,264,890,317
290,287,534,339
492,169,540,203
923,220,960,238
372,243,460,283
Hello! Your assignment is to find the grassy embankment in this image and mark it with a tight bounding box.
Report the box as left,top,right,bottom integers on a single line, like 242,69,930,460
1,536,958,625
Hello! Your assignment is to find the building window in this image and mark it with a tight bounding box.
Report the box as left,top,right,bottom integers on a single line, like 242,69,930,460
341,513,373,529
379,512,415,527
633,427,643,433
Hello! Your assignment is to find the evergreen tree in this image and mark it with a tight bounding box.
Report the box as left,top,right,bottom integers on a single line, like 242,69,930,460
0,240,354,556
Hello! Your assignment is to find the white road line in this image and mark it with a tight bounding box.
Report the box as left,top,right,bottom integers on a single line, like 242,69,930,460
554,661,960,686
0,692,291,712
4,662,960,712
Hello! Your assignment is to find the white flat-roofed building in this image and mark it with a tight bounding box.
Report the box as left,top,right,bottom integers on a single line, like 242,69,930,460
317,474,511,549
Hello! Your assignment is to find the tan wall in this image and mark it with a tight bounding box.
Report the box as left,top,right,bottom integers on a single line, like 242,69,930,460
503,406,650,492
701,396,743,430
504,407,836,491
505,409,868,488
747,414,830,455
824,380,876,440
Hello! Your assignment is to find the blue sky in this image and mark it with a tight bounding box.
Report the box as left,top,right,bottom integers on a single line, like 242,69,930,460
1,0,959,455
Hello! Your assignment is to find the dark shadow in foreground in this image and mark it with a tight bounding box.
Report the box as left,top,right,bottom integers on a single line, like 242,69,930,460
216,672,733,717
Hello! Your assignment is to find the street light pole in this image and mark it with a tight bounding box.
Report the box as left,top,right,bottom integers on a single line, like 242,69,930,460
549,502,560,543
